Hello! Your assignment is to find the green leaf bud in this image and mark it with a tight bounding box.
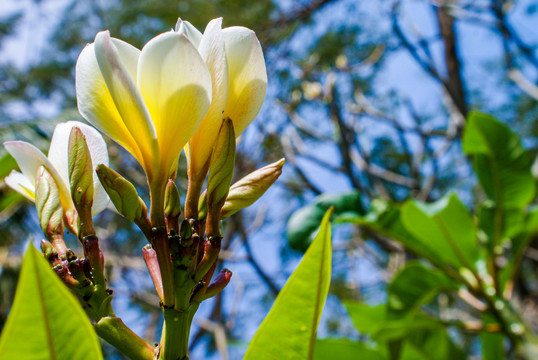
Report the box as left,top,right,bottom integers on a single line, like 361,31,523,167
96,164,148,223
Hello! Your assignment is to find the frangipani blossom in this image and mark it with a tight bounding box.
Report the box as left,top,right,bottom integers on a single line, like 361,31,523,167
75,27,213,188
3,121,109,218
178,18,267,180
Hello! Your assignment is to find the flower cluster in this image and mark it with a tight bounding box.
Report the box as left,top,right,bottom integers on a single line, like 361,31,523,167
3,17,283,360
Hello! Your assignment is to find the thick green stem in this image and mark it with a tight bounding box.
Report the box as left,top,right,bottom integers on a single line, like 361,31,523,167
95,317,155,360
161,308,193,360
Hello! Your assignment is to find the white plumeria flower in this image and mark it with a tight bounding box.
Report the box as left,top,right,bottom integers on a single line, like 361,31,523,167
178,18,268,181
3,121,110,218
75,26,212,190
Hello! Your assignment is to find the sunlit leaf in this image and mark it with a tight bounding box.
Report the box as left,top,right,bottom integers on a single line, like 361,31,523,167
0,245,103,360
245,208,333,360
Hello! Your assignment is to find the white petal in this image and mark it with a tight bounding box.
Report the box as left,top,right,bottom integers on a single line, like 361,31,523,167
4,171,35,201
222,26,267,135
138,31,212,177
4,141,73,213
175,18,203,48
188,18,230,177
76,42,145,167
48,121,110,215
94,31,159,176
111,38,140,82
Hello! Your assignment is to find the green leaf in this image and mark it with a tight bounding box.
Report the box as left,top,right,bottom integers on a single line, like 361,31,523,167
388,262,457,317
478,204,524,249
344,301,386,335
287,192,362,251
401,327,465,360
314,339,385,360
480,314,505,360
0,152,18,179
401,193,479,270
245,208,333,360
345,199,440,263
0,245,103,360
463,111,535,209
498,205,538,291
371,316,443,342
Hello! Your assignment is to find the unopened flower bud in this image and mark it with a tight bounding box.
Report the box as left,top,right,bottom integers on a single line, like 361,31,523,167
35,166,64,239
198,190,208,220
207,119,235,208
142,244,163,301
68,126,94,225
221,158,285,218
206,119,235,236
164,180,181,233
203,269,232,300
96,164,148,223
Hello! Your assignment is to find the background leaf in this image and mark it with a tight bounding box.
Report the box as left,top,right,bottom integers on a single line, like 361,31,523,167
314,338,385,360
344,301,386,335
287,192,362,251
462,111,535,209
401,193,479,270
387,262,457,317
245,208,333,360
0,245,103,360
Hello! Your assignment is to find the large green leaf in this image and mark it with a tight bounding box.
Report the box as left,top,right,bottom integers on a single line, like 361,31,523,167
387,262,457,317
462,112,535,209
245,209,333,360
0,245,103,360
314,339,385,360
401,193,479,270
287,192,362,251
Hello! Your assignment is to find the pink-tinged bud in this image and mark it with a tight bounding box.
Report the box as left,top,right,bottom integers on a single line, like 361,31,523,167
142,244,163,301
194,236,221,283
35,166,65,240
206,119,235,236
68,126,95,236
204,269,232,300
221,158,285,218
